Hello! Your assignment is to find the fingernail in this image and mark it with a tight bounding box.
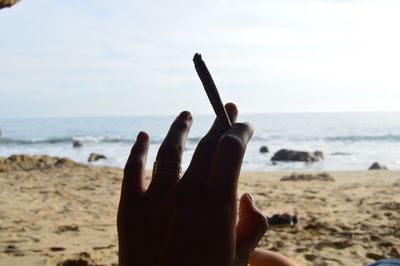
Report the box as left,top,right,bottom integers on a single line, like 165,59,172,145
225,102,238,116
247,193,255,203
136,131,148,143
178,111,191,120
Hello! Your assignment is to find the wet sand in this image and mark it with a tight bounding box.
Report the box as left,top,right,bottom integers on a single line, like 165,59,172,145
0,159,399,265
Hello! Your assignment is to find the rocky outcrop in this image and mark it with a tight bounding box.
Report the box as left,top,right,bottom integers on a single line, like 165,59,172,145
259,146,269,153
0,155,76,172
368,162,388,170
0,0,20,9
271,149,324,162
281,173,334,182
56,252,96,266
88,153,106,162
72,140,83,148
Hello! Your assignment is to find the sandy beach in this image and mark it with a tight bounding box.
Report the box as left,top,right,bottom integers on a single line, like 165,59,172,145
0,156,399,266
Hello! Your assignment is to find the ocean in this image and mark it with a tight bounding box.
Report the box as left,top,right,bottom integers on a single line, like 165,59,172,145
1,112,400,171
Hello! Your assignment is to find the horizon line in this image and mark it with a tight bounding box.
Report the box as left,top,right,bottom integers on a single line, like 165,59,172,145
1,109,400,120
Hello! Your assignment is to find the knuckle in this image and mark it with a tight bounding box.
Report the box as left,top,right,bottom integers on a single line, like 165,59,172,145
159,142,184,156
124,157,144,174
253,211,269,232
199,135,219,147
220,134,245,154
172,118,191,132
234,122,254,134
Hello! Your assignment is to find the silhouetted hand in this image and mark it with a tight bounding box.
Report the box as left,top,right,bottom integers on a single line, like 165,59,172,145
118,103,268,266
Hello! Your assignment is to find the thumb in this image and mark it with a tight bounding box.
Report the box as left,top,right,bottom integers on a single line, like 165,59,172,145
235,193,269,266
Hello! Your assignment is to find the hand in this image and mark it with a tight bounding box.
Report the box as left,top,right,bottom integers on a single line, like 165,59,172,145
117,103,268,266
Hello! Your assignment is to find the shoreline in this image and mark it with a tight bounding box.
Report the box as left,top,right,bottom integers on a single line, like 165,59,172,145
1,156,399,265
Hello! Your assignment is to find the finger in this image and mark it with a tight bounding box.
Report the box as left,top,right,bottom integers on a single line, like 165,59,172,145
235,193,268,266
183,103,238,185
147,111,192,194
208,122,254,204
120,131,149,205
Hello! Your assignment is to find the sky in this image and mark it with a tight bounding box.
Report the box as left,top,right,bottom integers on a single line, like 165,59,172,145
1,0,400,118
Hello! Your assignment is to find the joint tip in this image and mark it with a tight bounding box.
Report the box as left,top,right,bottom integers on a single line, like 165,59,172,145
193,53,202,63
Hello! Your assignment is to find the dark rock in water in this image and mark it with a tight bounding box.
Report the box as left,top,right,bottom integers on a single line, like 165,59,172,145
0,155,77,172
88,153,106,162
368,162,387,170
73,140,83,148
313,151,324,160
281,173,334,182
259,146,269,153
271,149,324,162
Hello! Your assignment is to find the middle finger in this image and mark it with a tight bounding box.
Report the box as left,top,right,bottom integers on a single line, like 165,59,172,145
147,111,193,196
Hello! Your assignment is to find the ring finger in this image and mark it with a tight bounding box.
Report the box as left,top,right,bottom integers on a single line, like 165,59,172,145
182,103,238,186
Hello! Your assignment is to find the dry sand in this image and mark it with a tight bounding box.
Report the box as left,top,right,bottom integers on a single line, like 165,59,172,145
0,159,399,266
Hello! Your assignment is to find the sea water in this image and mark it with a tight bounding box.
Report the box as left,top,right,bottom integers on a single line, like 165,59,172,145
1,112,400,171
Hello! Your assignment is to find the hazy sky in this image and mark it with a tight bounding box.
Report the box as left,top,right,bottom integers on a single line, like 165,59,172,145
1,0,400,117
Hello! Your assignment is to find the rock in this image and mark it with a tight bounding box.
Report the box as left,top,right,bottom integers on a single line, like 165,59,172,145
259,146,269,153
366,252,386,260
304,254,317,262
50,247,66,252
3,244,24,256
0,0,20,9
88,153,106,162
0,155,77,172
368,162,387,170
313,151,324,160
56,225,80,233
58,258,92,266
281,173,334,182
72,140,83,148
56,252,95,266
381,201,400,210
56,158,76,167
271,149,324,162
0,157,7,172
389,247,400,258
0,165,7,172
